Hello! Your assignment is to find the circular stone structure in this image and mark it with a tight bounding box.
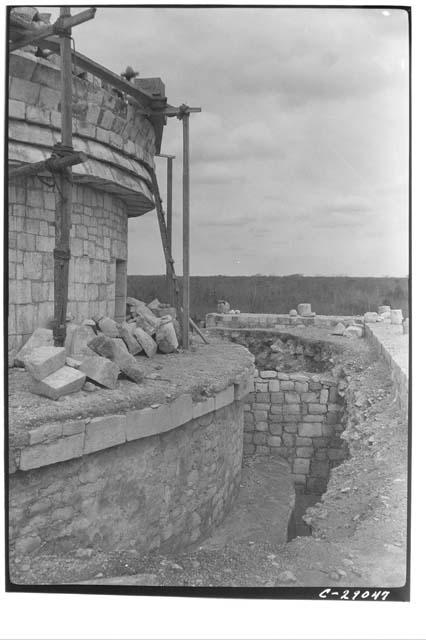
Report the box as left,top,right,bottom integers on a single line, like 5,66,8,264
8,50,162,363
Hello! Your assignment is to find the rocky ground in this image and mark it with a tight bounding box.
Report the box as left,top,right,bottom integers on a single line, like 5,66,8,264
10,334,408,590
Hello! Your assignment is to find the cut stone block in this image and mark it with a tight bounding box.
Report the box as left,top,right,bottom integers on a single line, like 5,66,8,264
297,303,312,316
15,328,53,367
97,316,120,338
68,325,96,358
343,325,363,339
364,312,378,323
156,316,178,353
391,309,403,325
88,334,145,383
25,346,66,381
378,305,391,315
65,356,82,369
147,298,161,311
111,338,129,355
31,366,86,400
118,322,142,355
133,327,157,358
79,355,120,389
289,309,298,316
331,322,345,335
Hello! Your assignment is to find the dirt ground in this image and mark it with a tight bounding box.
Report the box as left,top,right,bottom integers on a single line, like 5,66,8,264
10,331,408,590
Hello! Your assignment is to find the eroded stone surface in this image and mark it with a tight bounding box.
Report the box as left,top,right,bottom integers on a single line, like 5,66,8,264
30,365,86,400
25,346,66,381
79,355,120,390
15,328,53,367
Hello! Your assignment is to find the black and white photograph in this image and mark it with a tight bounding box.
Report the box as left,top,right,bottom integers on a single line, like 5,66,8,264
4,1,412,609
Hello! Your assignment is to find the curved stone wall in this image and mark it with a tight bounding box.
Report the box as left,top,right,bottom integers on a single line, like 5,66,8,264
9,382,248,561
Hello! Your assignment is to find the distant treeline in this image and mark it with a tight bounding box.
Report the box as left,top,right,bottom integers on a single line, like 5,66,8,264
127,275,409,323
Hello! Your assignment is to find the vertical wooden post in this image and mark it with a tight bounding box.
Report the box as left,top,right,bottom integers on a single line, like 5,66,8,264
166,156,174,306
182,112,190,350
53,6,73,346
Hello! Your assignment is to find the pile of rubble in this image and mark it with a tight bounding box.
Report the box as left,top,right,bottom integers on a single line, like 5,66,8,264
14,297,180,400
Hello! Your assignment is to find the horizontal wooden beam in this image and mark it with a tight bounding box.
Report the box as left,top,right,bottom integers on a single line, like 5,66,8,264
9,8,96,52
37,36,159,109
9,151,87,180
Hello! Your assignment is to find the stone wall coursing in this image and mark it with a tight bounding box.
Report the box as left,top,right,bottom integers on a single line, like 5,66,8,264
364,324,409,416
243,370,348,492
8,178,128,362
9,400,244,558
206,312,363,331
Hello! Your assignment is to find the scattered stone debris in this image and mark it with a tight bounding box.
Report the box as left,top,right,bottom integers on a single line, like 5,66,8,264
343,325,364,339
331,322,345,336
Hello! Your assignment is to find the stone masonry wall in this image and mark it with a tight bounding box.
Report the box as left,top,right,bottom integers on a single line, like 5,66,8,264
8,178,127,363
243,370,348,492
9,399,244,560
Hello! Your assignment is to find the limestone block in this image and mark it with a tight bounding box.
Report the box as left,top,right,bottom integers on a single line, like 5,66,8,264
88,334,145,383
308,403,327,414
96,316,119,337
298,422,323,438
294,382,309,393
343,325,363,339
297,303,311,316
310,460,330,478
280,381,295,391
155,316,178,354
84,414,126,455
296,447,314,458
25,346,66,381
289,309,298,316
118,322,142,355
319,389,329,404
170,394,193,427
69,325,96,358
293,458,310,474
193,396,215,419
269,423,283,436
301,392,318,402
215,386,235,410
28,422,62,445
331,322,345,336
79,355,120,389
364,312,379,324
260,371,277,379
255,422,268,432
378,305,391,315
15,328,53,367
284,391,300,404
31,366,86,400
391,309,403,325
65,356,82,369
125,404,173,441
268,379,280,392
267,436,281,447
19,433,84,470
234,376,254,400
133,327,157,358
111,338,129,355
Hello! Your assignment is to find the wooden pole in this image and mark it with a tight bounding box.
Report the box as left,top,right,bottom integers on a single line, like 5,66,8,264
9,151,87,180
182,112,190,350
166,156,174,306
53,6,73,347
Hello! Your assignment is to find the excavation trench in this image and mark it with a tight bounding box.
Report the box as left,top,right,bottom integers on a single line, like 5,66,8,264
226,328,351,543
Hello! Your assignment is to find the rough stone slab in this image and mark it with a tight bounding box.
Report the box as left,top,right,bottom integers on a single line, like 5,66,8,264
215,385,235,411
15,328,53,367
28,422,62,446
62,420,85,436
66,356,82,369
343,325,363,339
125,404,173,441
79,355,120,390
170,394,193,427
25,346,66,381
19,433,84,470
364,312,378,324
88,334,145,383
97,316,120,338
193,396,215,419
259,371,277,379
234,375,255,400
132,327,157,358
298,422,323,437
156,317,178,353
297,303,311,316
118,322,142,355
331,322,345,335
69,325,96,358
30,366,86,400
84,414,126,455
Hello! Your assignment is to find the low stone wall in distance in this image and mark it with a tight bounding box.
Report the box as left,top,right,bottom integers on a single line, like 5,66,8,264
243,370,348,492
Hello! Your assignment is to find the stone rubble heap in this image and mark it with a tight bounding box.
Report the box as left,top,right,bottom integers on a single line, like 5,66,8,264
14,296,180,400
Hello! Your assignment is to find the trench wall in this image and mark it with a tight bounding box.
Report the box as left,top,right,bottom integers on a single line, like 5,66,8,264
243,370,347,492
9,379,251,560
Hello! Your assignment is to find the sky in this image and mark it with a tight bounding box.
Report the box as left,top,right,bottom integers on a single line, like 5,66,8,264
69,6,409,277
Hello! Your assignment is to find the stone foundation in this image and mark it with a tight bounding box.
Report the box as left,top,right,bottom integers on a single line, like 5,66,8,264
243,370,347,492
9,381,249,560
